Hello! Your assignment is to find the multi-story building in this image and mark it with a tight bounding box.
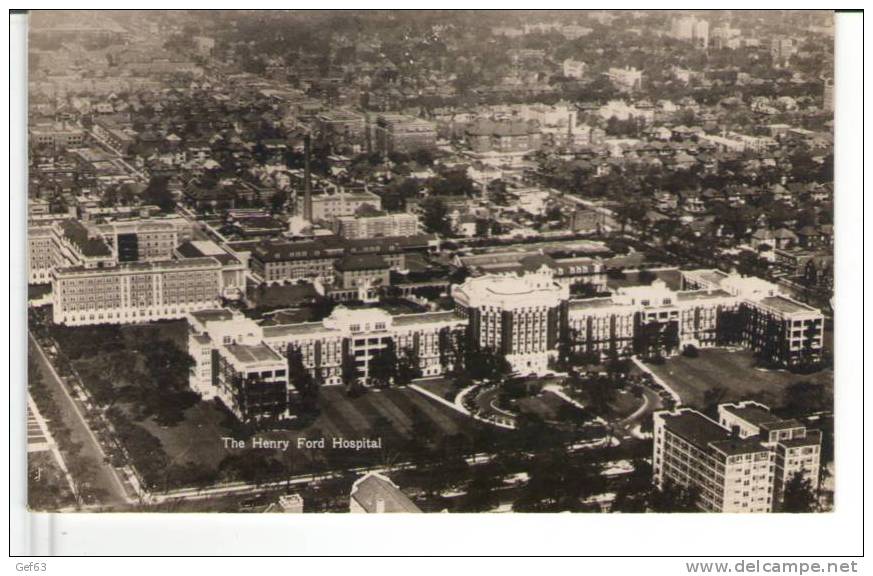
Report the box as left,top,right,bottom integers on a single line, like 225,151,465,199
30,122,86,148
654,401,822,512
451,267,822,369
188,309,288,422
187,305,465,420
334,212,419,239
314,109,366,151
27,226,55,284
823,79,834,112
653,407,776,513
328,254,391,303
296,189,382,223
40,216,240,325
249,234,436,286
457,251,608,293
465,119,542,156
606,67,643,92
670,15,709,48
374,114,437,154
771,36,797,64
52,257,224,326
562,58,587,79
96,217,194,262
452,270,568,374
718,401,822,509
683,270,825,367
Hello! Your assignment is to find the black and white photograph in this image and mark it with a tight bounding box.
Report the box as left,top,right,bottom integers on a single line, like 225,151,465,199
22,8,841,523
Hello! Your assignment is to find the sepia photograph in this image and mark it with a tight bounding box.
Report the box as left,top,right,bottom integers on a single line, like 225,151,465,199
24,9,837,518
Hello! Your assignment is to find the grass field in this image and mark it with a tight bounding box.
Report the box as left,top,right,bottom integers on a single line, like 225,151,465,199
645,348,834,409
145,386,483,476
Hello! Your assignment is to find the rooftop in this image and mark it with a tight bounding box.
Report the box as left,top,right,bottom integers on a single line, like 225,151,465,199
190,308,235,325
58,219,112,258
335,254,389,272
661,410,766,456
224,342,284,366
758,295,817,315
350,472,422,513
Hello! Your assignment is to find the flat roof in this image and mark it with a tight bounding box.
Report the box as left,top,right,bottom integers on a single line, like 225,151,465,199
758,295,817,314
568,297,618,311
392,310,461,327
676,289,733,302
722,403,779,427
224,342,283,366
190,308,235,324
662,410,767,457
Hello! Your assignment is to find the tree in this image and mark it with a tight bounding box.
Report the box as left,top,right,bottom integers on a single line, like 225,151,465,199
269,189,288,214
420,196,451,235
368,341,398,388
649,481,701,512
287,345,318,412
459,467,501,512
395,347,422,386
780,472,817,512
781,381,830,418
341,349,361,394
142,176,175,212
465,344,512,383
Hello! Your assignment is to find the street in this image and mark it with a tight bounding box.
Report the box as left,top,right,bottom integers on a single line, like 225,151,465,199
28,333,133,508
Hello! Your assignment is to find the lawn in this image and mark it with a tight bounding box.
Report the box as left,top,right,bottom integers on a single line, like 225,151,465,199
144,386,483,478
416,377,461,400
645,348,834,410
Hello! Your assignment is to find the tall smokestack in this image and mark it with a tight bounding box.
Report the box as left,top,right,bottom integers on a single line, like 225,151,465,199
303,132,313,222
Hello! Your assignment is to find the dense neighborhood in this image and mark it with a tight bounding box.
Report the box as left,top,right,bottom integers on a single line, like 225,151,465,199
27,10,834,515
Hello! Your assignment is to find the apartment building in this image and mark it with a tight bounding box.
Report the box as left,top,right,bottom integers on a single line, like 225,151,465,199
653,407,776,513
718,401,822,509
654,402,822,512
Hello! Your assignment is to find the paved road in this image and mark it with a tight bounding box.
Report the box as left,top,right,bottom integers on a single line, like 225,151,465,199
616,387,663,437
28,333,132,508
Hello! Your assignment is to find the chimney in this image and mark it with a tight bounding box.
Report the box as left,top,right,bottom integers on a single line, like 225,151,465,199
375,497,386,513
303,132,313,222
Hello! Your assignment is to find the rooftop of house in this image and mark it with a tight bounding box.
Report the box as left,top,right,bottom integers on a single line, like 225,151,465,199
350,472,422,513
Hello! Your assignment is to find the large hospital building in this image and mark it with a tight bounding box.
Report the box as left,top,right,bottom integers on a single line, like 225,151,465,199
654,401,822,512
28,217,245,326
187,265,825,422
